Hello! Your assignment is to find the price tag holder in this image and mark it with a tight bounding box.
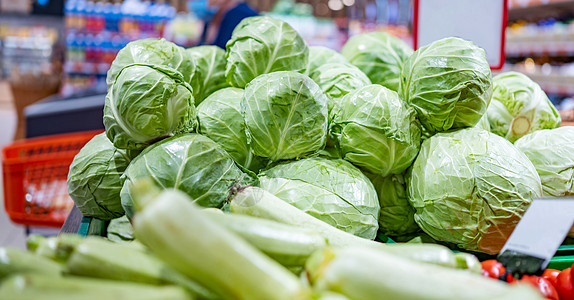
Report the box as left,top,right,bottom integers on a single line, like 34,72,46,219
413,0,508,69
498,197,574,276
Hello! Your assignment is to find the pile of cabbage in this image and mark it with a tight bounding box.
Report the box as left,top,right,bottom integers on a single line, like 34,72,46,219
67,15,570,255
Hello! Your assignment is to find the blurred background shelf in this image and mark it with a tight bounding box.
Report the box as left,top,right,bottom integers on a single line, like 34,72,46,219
508,0,574,22
560,108,574,123
525,73,574,96
505,0,574,110
506,32,574,57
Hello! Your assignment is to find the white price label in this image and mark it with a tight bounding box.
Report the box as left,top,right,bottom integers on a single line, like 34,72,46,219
413,0,508,69
500,197,574,266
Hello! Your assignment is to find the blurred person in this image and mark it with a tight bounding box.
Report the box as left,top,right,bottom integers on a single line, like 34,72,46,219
190,0,258,49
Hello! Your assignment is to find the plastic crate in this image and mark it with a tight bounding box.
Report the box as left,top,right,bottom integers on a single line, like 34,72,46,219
548,245,574,270
2,130,103,227
77,216,108,237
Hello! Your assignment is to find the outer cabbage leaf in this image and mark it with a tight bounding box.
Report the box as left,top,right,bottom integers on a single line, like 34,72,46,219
120,134,254,219
309,62,371,113
103,64,196,150
365,172,418,236
67,133,139,220
107,38,196,88
186,45,230,105
407,127,542,254
307,46,348,75
420,126,434,142
242,71,328,161
486,71,561,143
514,126,574,197
475,114,491,131
399,37,493,133
391,232,438,244
341,32,413,91
316,147,342,160
197,87,267,173
259,157,379,239
423,114,490,142
330,84,421,176
107,215,135,243
225,16,309,88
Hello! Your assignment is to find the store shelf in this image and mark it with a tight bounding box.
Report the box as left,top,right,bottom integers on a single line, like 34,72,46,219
506,42,574,57
513,72,574,96
560,109,574,124
506,32,574,57
508,0,574,22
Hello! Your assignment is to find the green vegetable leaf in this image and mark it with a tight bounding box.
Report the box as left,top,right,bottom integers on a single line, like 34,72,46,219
341,32,412,91
399,37,492,133
225,16,309,88
120,134,255,219
242,71,328,161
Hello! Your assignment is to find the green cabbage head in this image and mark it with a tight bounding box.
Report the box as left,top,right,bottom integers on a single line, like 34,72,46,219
366,172,418,237
259,157,380,239
107,38,196,88
186,45,230,105
120,134,255,219
197,87,267,173
408,127,542,254
330,84,421,177
67,133,139,220
309,62,371,113
341,32,413,91
226,16,309,88
486,71,561,143
104,64,196,150
242,71,328,161
514,126,574,197
400,37,493,133
307,46,348,75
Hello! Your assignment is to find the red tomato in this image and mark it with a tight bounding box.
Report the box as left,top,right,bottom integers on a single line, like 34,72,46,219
571,263,574,287
542,269,561,288
480,260,517,282
556,268,574,300
519,275,560,300
481,259,506,280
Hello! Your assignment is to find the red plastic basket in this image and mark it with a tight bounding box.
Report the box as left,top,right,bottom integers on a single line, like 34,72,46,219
2,130,103,227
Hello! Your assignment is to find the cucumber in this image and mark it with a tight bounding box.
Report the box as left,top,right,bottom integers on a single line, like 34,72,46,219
371,243,457,268
66,236,219,299
230,186,371,248
300,290,350,300
130,181,311,300
0,274,191,300
202,209,327,267
26,234,46,252
305,246,544,300
34,234,84,263
454,252,482,274
313,292,350,300
0,247,63,279
229,186,472,270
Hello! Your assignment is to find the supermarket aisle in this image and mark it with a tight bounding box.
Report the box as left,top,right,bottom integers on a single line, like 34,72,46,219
0,88,27,249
